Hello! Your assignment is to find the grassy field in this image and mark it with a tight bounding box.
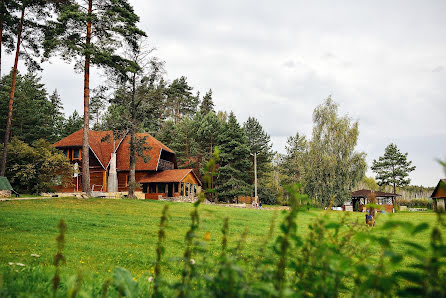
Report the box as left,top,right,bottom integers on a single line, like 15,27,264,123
0,198,444,296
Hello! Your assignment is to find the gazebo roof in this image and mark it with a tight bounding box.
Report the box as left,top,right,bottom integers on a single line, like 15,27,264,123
352,189,400,198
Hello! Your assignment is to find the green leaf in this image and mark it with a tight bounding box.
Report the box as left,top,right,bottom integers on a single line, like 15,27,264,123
395,271,424,284
411,223,429,235
112,267,139,297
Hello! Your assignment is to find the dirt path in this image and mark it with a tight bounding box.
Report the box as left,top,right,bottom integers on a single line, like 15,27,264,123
0,197,50,202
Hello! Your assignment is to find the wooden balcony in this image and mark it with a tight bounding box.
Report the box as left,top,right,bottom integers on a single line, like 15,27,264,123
158,159,174,170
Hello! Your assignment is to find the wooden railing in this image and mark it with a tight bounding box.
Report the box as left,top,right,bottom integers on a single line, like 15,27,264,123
158,159,174,170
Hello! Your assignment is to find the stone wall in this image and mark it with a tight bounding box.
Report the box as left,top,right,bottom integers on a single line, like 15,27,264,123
0,190,11,198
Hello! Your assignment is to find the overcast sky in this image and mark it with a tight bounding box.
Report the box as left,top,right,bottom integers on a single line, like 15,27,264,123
3,0,446,186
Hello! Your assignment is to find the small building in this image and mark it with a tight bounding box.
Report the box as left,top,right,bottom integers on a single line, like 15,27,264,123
349,189,400,213
140,169,201,200
431,179,446,212
0,176,13,198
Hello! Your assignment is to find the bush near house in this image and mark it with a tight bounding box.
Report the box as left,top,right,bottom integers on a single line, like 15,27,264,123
1,138,72,194
397,198,433,210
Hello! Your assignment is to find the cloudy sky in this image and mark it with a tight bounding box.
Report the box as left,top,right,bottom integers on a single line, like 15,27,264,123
4,0,446,186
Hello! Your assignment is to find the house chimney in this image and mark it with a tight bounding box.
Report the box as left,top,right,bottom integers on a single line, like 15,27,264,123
108,152,118,192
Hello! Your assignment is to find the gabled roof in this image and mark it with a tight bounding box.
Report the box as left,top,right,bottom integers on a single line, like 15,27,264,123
431,179,446,199
53,129,175,171
140,169,202,185
116,133,174,171
352,189,400,198
53,129,123,169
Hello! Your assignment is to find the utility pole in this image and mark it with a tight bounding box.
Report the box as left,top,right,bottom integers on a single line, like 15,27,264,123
254,152,258,205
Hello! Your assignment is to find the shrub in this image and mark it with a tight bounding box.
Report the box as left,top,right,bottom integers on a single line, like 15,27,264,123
2,138,72,194
398,198,433,209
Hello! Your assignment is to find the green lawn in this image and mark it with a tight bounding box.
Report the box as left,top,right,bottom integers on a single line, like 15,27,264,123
0,198,443,296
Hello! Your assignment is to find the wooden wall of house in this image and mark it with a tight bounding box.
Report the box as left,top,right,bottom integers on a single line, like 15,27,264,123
117,171,144,192
53,169,106,193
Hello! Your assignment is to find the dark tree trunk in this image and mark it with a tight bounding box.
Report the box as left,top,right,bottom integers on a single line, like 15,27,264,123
82,0,92,195
128,73,137,199
0,5,24,176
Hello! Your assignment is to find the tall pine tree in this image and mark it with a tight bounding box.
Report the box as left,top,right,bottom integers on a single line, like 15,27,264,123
371,143,416,195
215,112,250,202
44,0,145,195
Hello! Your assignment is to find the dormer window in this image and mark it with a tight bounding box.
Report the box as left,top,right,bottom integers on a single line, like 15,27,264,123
63,148,82,161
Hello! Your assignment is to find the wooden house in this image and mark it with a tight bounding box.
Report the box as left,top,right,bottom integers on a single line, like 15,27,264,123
349,189,400,213
431,179,446,212
53,129,201,199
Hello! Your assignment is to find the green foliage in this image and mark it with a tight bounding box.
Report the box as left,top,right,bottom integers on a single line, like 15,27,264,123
397,198,433,209
0,72,61,144
1,138,71,193
215,112,251,202
199,89,215,115
355,176,380,191
61,110,83,138
280,131,307,186
166,76,199,123
303,96,367,206
372,143,417,193
243,117,273,185
44,0,145,78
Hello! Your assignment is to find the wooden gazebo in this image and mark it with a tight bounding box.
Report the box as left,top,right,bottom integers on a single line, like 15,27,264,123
431,179,446,212
350,189,400,213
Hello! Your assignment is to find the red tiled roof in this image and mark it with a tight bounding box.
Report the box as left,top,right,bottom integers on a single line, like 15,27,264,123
53,129,123,168
116,133,174,171
352,189,400,198
53,129,174,171
140,169,201,185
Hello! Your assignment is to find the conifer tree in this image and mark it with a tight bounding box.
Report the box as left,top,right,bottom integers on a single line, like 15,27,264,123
0,72,58,144
167,77,198,123
1,0,52,176
199,89,214,115
44,0,145,195
371,143,416,195
61,110,83,138
198,111,221,156
281,132,307,185
215,112,250,202
49,89,65,141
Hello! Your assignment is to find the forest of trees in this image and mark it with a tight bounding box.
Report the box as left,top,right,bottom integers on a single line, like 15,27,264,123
0,0,427,204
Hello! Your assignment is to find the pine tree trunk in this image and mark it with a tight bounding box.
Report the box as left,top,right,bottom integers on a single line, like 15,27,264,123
82,0,92,196
128,73,137,199
0,0,4,78
0,5,24,176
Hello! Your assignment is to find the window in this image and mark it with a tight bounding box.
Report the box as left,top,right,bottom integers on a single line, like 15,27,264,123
185,183,189,196
181,182,184,195
158,183,166,193
73,148,80,159
149,183,157,193
174,183,179,193
193,185,197,196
